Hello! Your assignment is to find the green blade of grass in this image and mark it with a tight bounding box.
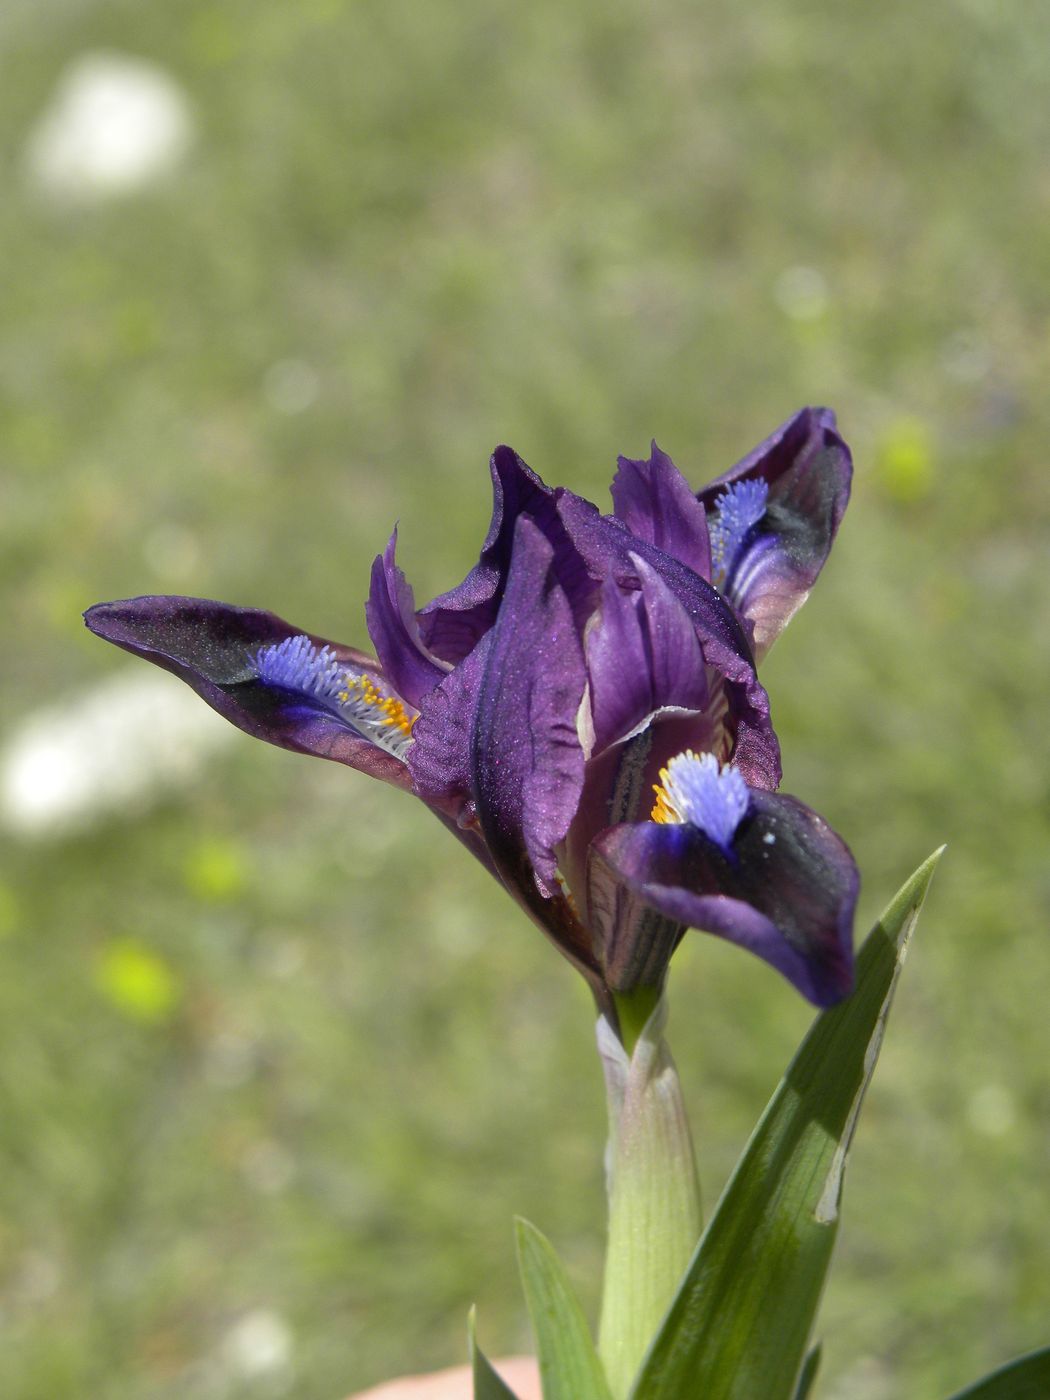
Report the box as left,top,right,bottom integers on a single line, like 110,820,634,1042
793,1344,822,1400
515,1218,613,1400
946,1345,1050,1399
631,849,944,1400
469,1307,521,1400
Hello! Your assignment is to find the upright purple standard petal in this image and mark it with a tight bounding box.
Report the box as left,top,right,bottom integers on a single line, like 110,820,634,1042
365,530,449,709
84,596,411,788
471,517,586,898
698,407,853,659
592,786,858,1005
416,445,557,664
408,629,493,811
611,441,711,579
553,490,782,792
585,556,710,757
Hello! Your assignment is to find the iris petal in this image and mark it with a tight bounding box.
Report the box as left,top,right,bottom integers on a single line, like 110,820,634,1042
611,441,711,579
472,516,587,898
592,789,858,1005
366,529,450,709
416,445,556,664
83,596,411,787
585,555,710,756
697,407,853,659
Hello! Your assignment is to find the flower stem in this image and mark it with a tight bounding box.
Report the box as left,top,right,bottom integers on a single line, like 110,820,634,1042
596,996,702,1399
612,985,661,1057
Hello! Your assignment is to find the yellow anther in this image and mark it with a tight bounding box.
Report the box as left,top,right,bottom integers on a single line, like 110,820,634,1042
651,774,677,824
340,674,416,738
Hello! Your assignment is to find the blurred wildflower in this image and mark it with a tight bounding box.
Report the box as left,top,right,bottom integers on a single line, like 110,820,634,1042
876,416,935,504
24,51,194,203
86,410,857,1026
221,1309,294,1381
95,936,181,1022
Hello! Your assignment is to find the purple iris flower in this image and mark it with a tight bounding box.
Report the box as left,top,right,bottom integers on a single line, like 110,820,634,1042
85,408,857,1025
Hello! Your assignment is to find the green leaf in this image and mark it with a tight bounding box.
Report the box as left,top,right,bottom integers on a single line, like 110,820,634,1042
468,1306,521,1400
792,1344,821,1400
946,1346,1050,1399
515,1217,613,1400
631,848,944,1400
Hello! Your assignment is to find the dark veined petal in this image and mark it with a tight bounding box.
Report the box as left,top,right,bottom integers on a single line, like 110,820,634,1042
83,596,411,788
611,441,711,579
471,516,586,899
592,788,858,1006
586,840,684,993
698,407,853,660
365,529,450,709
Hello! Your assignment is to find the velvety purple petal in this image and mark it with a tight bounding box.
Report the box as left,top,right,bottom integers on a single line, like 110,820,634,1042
83,596,410,788
558,494,781,791
593,790,858,1005
471,516,586,898
611,441,711,579
365,530,449,709
585,555,709,755
416,445,557,663
698,407,853,659
408,629,492,809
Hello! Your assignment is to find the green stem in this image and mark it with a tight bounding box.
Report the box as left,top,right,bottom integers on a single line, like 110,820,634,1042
596,996,702,1399
613,986,661,1057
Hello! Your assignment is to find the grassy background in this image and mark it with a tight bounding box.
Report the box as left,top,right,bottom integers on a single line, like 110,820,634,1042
2,0,1049,1396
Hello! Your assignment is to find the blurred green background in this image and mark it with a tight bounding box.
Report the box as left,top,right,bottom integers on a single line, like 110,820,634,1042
1,1,1048,1396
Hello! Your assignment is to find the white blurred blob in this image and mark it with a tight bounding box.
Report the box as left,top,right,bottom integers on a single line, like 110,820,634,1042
263,358,320,415
0,668,233,838
774,265,830,321
967,1083,1017,1138
222,1309,294,1380
24,51,194,202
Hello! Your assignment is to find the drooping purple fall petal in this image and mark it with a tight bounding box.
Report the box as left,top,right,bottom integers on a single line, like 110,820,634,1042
592,786,858,1005
83,596,411,787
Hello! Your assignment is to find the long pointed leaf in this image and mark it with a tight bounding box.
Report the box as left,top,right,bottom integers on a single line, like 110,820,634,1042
631,849,943,1400
793,1344,821,1400
946,1345,1050,1399
515,1218,613,1400
469,1307,521,1400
